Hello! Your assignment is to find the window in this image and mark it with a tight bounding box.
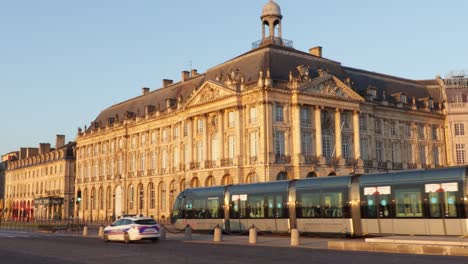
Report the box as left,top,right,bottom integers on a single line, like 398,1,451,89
159,182,166,210
102,160,107,176
375,119,382,134
275,104,284,122
404,123,412,138
150,151,156,170
228,111,235,128
173,125,179,140
197,119,204,134
391,144,398,163
141,133,146,147
401,94,407,104
342,136,350,158
250,132,258,157
274,131,285,156
184,144,189,165
453,94,463,104
301,133,312,157
230,191,287,219
130,153,136,172
455,123,465,136
419,145,426,166
211,133,219,161
228,136,235,159
390,121,396,136
184,122,189,137
395,187,423,217
360,138,369,160
359,114,367,131
432,125,438,140
341,112,350,128
173,147,179,168
128,185,134,210
296,189,349,218
149,183,155,209
249,107,257,124
151,131,157,144
140,152,146,172
419,124,425,139
406,144,413,162
131,136,137,149
197,141,203,163
301,107,310,125
456,144,465,164
322,130,332,158
433,146,439,166
161,149,168,170
376,141,383,162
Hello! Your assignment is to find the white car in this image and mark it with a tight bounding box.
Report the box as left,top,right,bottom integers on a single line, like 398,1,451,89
103,216,161,243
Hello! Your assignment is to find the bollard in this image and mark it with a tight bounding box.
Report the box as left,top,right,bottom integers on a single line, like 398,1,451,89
98,226,104,238
160,225,166,240
83,225,88,237
213,225,222,242
184,225,192,240
249,225,257,244
290,228,300,247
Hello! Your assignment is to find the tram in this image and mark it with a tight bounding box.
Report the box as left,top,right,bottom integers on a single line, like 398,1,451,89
171,166,468,236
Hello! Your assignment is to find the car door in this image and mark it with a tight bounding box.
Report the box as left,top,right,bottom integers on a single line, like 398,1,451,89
108,219,124,240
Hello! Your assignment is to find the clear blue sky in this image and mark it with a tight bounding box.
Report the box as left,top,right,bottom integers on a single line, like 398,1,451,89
1,0,467,156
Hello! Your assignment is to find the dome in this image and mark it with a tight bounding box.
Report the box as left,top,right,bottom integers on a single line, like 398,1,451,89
262,0,282,18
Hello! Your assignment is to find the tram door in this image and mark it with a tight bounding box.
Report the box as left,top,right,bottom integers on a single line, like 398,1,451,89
363,186,391,234
426,183,459,235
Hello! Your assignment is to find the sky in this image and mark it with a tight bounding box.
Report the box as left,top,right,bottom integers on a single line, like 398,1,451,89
1,0,467,156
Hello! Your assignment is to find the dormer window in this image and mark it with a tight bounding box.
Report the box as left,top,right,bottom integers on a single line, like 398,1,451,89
400,94,407,104
367,86,377,99
429,98,434,109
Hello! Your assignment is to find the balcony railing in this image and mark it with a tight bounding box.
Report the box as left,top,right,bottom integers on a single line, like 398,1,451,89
249,156,258,164
137,171,143,177
221,158,234,167
190,162,200,170
275,154,291,164
378,161,387,169
205,160,216,169
364,160,373,168
304,155,318,165
252,37,293,49
407,162,417,169
392,162,403,170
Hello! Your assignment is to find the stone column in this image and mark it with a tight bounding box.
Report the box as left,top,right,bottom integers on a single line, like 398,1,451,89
203,115,208,167
218,110,224,162
353,111,361,160
334,108,342,159
314,106,323,157
291,93,302,179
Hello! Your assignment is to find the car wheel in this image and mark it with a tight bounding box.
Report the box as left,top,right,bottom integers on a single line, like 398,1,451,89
151,238,159,243
124,233,130,244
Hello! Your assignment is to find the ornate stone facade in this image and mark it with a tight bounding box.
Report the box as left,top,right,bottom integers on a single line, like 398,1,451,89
3,137,76,220
74,1,447,221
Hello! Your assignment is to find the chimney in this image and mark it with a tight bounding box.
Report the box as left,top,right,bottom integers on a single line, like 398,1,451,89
182,71,190,82
55,135,65,149
191,69,198,77
309,46,322,57
39,143,51,155
142,87,150,95
162,79,173,88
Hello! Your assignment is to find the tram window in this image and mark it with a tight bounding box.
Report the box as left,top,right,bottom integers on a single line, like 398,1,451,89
428,192,442,218
322,191,344,218
249,195,264,218
297,192,321,218
395,187,423,217
207,198,220,218
265,194,287,218
363,195,378,218
444,191,458,218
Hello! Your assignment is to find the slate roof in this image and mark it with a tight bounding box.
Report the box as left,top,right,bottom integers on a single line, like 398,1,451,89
91,43,442,128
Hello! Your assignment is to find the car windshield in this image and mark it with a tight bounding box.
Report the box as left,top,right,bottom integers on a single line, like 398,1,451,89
134,219,157,225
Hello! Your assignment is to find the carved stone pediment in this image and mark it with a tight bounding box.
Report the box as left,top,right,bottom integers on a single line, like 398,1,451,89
185,81,237,108
299,75,364,102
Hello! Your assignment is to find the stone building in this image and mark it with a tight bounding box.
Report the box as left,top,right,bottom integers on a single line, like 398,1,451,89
442,73,468,165
75,0,446,221
4,136,76,220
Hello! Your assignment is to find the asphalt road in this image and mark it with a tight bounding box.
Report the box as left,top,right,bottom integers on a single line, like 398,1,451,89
0,231,466,264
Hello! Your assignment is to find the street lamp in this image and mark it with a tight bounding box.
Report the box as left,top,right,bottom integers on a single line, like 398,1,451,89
90,195,94,222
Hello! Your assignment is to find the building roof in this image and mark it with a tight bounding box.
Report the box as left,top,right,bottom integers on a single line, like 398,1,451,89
90,43,442,128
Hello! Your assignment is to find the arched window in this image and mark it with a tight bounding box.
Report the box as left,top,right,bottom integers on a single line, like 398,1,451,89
245,173,257,183
190,177,200,188
91,188,96,210
138,184,144,212
169,180,176,212
222,174,233,185
306,172,317,178
328,172,336,176
106,186,111,210
276,172,288,181
98,187,104,210
128,184,134,210
159,182,166,210
148,183,155,209
180,179,186,192
84,189,89,210
205,176,215,187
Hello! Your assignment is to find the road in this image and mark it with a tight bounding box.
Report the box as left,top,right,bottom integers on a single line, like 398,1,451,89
0,231,466,264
